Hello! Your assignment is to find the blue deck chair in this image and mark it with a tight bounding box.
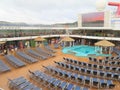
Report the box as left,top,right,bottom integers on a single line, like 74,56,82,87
52,79,62,89
69,64,74,70
98,59,103,64
87,63,92,69
92,78,99,88
65,83,74,90
73,86,81,90
104,60,108,65
77,75,85,84
47,78,57,87
99,71,105,78
86,69,92,75
93,64,98,69
99,79,107,88
106,80,115,89
8,77,26,87
66,58,71,62
92,70,98,76
58,82,67,90
65,64,70,69
88,57,93,62
70,59,74,63
105,66,111,71
75,66,81,72
17,81,31,89
57,69,64,77
99,65,104,70
80,68,86,74
78,61,83,66
73,60,78,65
84,76,91,86
71,73,78,81
112,67,117,72
112,73,119,80
22,84,39,90
83,62,87,67
106,72,112,79
93,58,97,63
65,72,72,79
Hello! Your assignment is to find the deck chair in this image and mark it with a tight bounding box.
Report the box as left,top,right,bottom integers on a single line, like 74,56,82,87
65,83,74,90
112,73,119,80
81,68,86,74
52,79,62,89
84,76,91,86
70,64,74,70
92,78,99,88
93,64,98,69
99,65,104,70
99,79,107,88
77,75,85,84
107,80,115,89
70,59,74,63
99,71,105,78
58,82,67,90
73,60,78,65
83,62,87,67
106,72,112,79
47,78,56,87
87,63,92,69
86,69,91,75
78,61,83,66
75,66,81,72
104,60,108,65
93,58,97,63
92,70,98,76
98,59,103,64
112,67,117,72
70,73,78,81
88,57,93,62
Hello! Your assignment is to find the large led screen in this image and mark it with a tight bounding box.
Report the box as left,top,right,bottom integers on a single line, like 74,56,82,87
82,12,104,27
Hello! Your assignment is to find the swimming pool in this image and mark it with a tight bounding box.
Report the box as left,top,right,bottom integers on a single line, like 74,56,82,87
62,45,111,57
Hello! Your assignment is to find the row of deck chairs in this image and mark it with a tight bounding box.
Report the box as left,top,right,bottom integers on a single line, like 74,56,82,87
28,70,88,90
5,55,26,68
0,60,10,73
43,66,115,89
17,51,38,64
63,57,120,73
44,45,56,53
36,47,55,57
26,49,47,60
8,76,41,90
89,57,120,67
55,61,120,81
105,56,120,61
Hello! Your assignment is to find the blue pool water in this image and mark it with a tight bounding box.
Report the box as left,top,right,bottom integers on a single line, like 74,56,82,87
62,45,111,57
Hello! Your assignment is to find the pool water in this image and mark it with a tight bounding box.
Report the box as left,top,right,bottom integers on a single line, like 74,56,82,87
62,45,111,57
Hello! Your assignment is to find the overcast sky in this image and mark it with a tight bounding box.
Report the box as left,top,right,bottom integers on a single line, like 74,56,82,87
0,0,119,24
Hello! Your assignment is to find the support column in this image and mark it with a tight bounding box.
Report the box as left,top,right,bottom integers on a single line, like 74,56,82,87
100,46,103,54
69,42,71,47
